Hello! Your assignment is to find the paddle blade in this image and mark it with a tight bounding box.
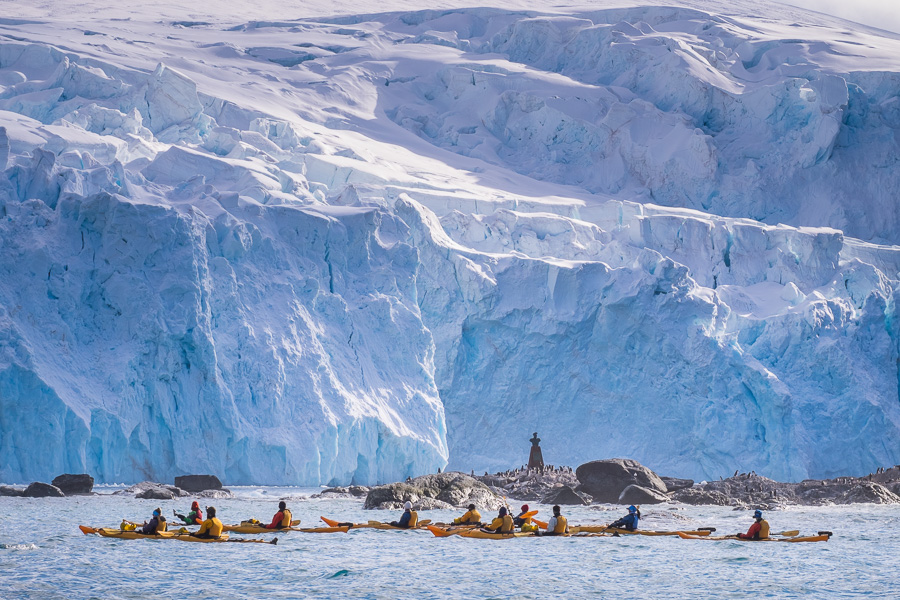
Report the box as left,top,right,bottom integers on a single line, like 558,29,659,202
428,525,455,537
533,518,548,530
778,530,800,537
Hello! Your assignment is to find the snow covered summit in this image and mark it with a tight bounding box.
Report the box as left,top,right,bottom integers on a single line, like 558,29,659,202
1,1,898,484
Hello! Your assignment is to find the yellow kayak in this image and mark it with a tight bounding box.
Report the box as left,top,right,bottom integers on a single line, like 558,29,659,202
320,516,432,530
572,526,714,536
224,523,348,534
79,525,276,544
459,529,536,539
677,532,831,543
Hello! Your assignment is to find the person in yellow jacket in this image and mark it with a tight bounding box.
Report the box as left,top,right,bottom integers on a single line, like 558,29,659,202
452,504,482,526
543,505,568,536
193,506,224,539
484,507,515,534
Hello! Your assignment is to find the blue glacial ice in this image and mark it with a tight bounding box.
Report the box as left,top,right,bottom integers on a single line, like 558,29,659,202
0,4,899,484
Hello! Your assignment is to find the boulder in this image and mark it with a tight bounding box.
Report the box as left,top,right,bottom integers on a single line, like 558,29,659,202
660,477,694,493
618,484,669,505
575,459,668,503
52,474,94,495
0,485,24,497
117,482,188,498
311,485,371,499
195,488,234,499
23,482,65,498
365,472,503,510
137,487,177,500
542,485,589,505
174,475,222,492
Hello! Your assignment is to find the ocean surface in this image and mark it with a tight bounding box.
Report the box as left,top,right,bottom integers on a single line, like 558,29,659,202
0,487,896,599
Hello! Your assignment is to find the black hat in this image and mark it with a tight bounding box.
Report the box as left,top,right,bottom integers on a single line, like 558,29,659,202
279,501,286,510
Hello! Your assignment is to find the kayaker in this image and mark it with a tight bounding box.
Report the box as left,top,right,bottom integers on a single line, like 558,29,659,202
193,506,224,539
513,504,531,527
389,501,419,528
544,505,568,536
514,504,539,532
174,501,203,525
485,507,515,534
139,508,167,535
737,509,770,540
608,505,640,531
452,504,482,525
265,501,293,529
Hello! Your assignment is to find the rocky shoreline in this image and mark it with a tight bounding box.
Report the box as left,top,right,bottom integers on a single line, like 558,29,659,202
5,461,900,509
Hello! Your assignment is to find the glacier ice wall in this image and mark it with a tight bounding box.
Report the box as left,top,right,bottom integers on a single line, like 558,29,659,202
1,3,899,483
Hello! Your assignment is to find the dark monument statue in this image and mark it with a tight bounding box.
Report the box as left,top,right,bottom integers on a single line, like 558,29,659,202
528,432,544,470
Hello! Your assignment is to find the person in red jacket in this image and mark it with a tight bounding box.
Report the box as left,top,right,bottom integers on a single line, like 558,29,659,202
266,501,293,529
737,509,770,539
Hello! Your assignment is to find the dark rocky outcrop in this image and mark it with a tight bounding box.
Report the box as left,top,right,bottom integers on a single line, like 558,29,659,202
576,459,668,503
311,485,370,499
195,488,234,499
137,487,177,500
115,481,188,499
542,485,589,505
671,471,900,507
174,475,222,493
477,467,581,501
0,485,24,497
23,482,65,497
660,477,694,493
52,474,94,495
669,487,733,506
365,472,503,510
618,484,669,505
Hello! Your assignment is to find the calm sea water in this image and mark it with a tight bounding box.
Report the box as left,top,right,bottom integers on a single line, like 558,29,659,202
0,487,896,599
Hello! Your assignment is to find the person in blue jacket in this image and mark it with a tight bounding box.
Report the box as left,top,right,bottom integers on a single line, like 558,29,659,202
608,505,640,531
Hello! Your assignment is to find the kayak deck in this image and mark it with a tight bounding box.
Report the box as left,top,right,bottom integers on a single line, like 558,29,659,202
320,516,432,530
224,524,348,534
572,527,714,536
79,525,277,544
677,532,831,543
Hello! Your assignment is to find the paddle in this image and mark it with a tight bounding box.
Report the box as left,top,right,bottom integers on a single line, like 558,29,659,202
224,536,278,545
776,530,800,537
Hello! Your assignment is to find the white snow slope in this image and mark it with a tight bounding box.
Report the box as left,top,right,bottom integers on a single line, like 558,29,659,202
0,0,898,484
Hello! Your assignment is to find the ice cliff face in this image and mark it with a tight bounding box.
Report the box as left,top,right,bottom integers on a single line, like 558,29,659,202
1,1,899,484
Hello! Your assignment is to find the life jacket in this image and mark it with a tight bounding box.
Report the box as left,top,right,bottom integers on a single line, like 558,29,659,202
280,509,293,528
201,517,224,537
408,510,419,528
487,515,514,533
552,515,568,534
156,515,167,533
758,519,770,539
454,509,481,524
521,522,539,533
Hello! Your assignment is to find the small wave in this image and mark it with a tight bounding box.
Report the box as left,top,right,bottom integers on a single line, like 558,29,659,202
325,569,352,579
2,543,38,550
